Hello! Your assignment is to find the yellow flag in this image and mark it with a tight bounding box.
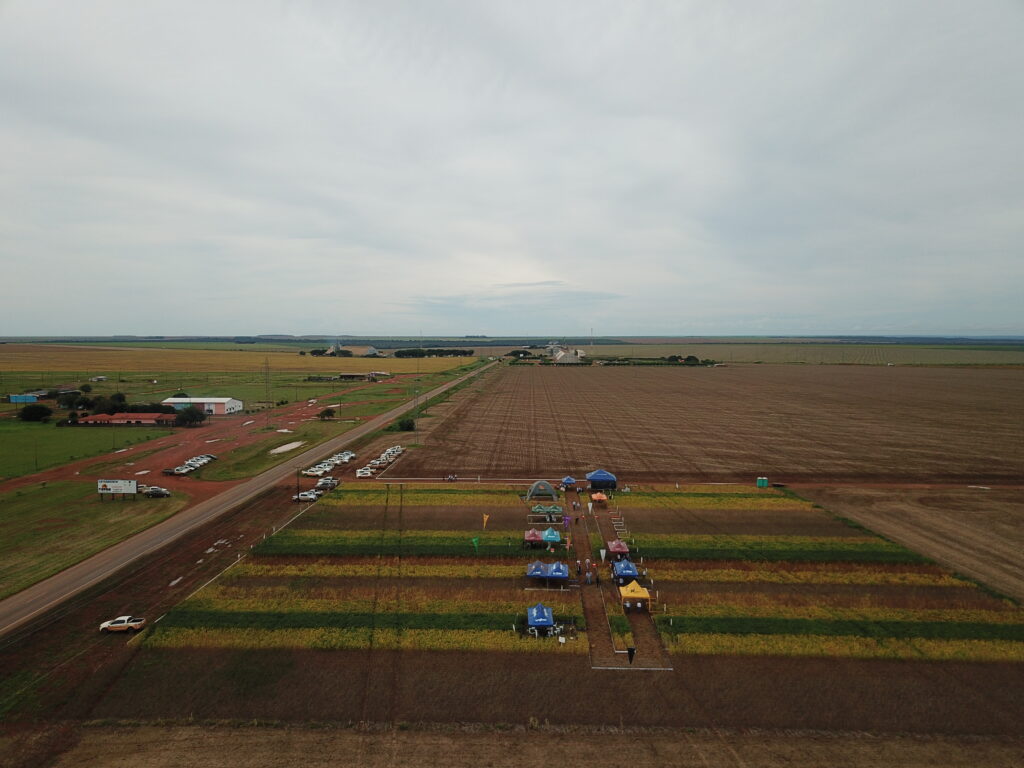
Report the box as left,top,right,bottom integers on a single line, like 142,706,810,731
482,513,490,529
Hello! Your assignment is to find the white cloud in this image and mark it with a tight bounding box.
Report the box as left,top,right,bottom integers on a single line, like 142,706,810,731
0,0,1022,335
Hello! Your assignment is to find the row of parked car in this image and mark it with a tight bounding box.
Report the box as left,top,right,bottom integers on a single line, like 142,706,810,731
301,450,356,477
355,445,404,478
163,453,218,476
293,475,340,502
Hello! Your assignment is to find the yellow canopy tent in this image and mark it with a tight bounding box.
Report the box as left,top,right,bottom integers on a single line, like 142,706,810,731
619,580,651,612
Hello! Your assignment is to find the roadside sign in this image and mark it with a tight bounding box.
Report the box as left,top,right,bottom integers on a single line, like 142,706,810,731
97,479,137,494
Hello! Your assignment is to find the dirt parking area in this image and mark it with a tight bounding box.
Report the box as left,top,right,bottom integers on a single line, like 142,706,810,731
17,724,1019,768
795,486,1024,601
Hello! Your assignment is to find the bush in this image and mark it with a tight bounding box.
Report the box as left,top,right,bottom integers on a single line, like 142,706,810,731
397,417,415,431
19,404,53,422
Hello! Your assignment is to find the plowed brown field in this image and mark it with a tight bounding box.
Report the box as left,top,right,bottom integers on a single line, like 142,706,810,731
396,365,1024,482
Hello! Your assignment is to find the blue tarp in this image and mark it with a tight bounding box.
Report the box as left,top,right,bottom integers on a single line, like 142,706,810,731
542,527,561,543
527,603,554,627
562,476,576,485
613,560,639,578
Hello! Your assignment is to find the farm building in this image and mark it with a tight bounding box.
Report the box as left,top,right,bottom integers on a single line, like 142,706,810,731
160,397,243,415
77,412,177,426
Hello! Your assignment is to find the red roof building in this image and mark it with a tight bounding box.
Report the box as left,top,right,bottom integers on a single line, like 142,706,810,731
77,413,177,426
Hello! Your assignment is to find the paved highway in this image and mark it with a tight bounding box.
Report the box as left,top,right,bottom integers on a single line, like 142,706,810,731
0,361,496,637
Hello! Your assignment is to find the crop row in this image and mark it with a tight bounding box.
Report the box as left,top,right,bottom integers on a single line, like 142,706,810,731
320,489,524,507
660,633,1024,662
660,603,1022,624
619,534,926,564
146,627,586,653
653,615,1024,641
610,494,808,511
159,609,581,632
255,529,546,558
237,560,525,580
186,586,583,619
651,565,969,587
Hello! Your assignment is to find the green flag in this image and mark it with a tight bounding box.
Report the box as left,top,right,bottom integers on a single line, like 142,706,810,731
471,537,480,553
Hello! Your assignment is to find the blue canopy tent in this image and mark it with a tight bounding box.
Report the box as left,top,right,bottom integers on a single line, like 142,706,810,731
542,527,562,544
526,561,571,584
613,559,640,586
526,561,548,579
586,469,617,490
527,603,554,629
548,561,570,580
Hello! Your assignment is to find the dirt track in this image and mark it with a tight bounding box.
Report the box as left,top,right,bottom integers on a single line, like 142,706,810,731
794,486,1024,601
24,725,1021,768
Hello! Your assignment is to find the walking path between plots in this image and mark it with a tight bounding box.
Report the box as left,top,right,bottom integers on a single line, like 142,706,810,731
0,362,498,638
564,488,673,671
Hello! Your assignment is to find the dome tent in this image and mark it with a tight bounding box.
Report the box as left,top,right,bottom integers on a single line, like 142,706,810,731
585,469,617,490
526,479,559,500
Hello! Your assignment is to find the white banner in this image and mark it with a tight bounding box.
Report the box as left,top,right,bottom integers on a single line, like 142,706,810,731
97,479,137,494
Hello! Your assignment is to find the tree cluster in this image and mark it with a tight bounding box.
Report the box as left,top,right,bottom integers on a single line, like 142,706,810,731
394,348,474,358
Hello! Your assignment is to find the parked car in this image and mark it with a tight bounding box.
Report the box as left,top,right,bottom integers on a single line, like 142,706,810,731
144,487,171,498
355,468,373,478
162,468,177,475
173,466,191,475
302,468,325,477
100,616,146,633
292,491,318,502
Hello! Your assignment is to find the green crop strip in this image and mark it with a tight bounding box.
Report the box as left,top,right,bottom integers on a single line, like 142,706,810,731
158,610,576,632
255,529,547,558
654,616,1024,642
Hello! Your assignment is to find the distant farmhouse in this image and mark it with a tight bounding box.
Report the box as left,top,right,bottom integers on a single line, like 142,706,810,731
161,396,243,415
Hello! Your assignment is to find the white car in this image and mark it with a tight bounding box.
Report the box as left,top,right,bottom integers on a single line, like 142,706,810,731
355,468,373,478
302,468,325,477
292,490,318,502
100,616,146,633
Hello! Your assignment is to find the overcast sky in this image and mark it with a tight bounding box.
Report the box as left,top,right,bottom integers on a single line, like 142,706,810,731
1,1,1022,337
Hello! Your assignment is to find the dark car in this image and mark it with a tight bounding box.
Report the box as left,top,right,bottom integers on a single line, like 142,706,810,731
161,468,176,475
145,487,172,498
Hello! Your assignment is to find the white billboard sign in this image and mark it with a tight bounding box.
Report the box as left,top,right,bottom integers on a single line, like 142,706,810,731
97,479,138,494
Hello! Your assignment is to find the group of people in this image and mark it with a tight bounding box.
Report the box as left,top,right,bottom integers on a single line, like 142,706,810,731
575,557,598,585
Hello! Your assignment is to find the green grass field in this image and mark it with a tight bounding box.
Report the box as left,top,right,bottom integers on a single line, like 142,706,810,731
0,481,189,598
0,421,171,482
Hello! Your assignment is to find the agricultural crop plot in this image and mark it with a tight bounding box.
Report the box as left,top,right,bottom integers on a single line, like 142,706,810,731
398,365,1024,482
602,489,1024,663
88,483,1024,734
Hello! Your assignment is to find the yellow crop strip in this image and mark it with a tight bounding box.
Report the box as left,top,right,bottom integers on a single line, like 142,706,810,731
652,566,970,587
146,627,586,653
614,495,812,511
662,633,1024,662
660,603,1023,624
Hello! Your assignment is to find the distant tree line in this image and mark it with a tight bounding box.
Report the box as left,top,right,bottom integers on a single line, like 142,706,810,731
393,348,475,358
